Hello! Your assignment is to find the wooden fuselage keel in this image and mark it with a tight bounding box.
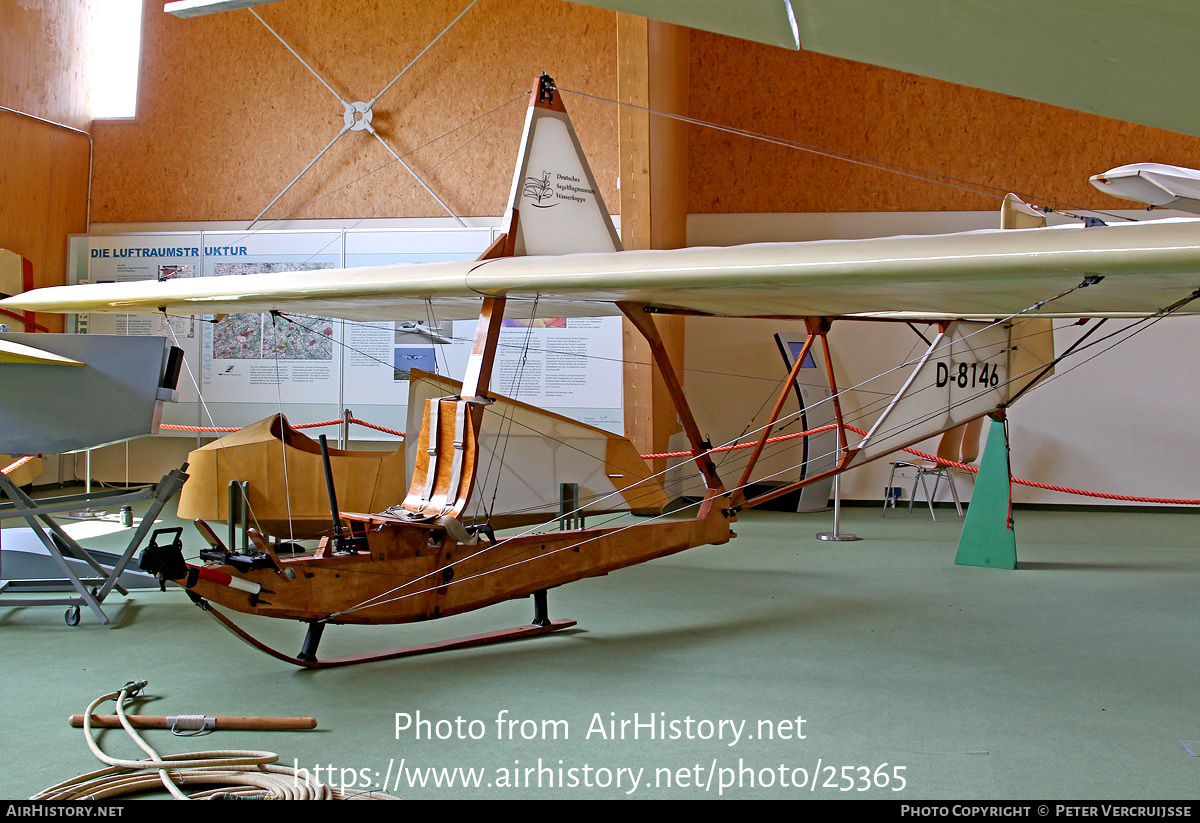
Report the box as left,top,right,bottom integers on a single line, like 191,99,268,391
168,295,734,663
182,501,732,626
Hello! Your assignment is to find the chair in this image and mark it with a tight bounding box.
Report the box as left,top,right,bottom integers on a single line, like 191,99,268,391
883,419,982,520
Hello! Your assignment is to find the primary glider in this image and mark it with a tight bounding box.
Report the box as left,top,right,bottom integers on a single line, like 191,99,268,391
5,75,1199,667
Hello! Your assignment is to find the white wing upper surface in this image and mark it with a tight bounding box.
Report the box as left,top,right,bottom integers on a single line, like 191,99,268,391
6,218,1200,322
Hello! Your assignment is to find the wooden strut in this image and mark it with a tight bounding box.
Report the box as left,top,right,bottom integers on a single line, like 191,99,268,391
729,318,1010,514
728,317,856,514
729,318,820,508
617,302,726,502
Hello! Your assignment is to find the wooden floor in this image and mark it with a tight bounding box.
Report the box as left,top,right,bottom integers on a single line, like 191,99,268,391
1,500,1198,799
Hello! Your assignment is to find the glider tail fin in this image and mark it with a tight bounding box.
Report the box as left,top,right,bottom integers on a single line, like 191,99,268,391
488,73,622,260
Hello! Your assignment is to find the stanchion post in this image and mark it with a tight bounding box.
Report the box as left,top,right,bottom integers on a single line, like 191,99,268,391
817,422,859,541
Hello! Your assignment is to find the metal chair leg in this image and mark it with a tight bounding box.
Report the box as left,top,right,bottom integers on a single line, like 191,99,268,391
883,464,900,516
947,470,963,517
918,472,937,521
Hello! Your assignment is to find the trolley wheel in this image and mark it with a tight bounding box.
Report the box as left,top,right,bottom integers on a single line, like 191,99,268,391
65,606,81,626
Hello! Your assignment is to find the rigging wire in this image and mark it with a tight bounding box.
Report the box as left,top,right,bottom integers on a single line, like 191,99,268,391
269,312,297,547
261,282,1079,531
325,306,1181,619
556,86,1141,224
480,298,540,522
164,319,269,540
210,90,531,252
222,300,1191,552
322,276,1164,617
295,93,528,266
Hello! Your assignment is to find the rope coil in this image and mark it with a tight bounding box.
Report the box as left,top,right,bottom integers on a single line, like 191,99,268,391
32,683,396,801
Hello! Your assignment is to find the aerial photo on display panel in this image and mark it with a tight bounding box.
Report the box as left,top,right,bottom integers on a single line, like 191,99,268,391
212,263,336,360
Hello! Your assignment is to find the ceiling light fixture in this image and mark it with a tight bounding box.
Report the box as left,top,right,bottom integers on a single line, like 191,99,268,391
164,0,282,18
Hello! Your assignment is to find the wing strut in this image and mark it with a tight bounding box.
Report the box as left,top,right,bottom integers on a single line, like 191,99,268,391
727,317,845,509
618,303,725,504
728,318,854,513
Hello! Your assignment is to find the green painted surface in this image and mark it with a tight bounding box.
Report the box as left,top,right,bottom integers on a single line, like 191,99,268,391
3,495,1199,799
568,0,1200,136
956,418,1018,569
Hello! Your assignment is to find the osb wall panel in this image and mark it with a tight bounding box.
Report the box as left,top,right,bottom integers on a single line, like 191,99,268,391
0,0,93,331
0,0,93,129
92,0,618,223
0,114,90,330
687,31,1200,214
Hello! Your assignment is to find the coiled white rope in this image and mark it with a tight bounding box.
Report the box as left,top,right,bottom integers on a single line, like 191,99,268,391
32,682,395,800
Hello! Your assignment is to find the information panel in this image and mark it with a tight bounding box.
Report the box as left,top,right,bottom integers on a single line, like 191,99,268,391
68,228,624,439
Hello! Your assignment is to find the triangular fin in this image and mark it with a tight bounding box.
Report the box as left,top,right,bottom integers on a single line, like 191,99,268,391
500,74,622,257
955,418,1017,569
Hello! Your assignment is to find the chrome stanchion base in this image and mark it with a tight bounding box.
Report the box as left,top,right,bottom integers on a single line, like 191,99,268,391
65,508,106,520
816,466,859,541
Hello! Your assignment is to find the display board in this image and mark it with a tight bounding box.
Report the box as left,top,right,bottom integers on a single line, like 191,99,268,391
68,228,624,439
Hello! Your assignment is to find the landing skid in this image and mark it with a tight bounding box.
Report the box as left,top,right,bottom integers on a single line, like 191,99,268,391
196,599,577,670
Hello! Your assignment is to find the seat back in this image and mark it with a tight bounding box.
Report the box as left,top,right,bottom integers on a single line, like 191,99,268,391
936,424,966,465
959,418,984,465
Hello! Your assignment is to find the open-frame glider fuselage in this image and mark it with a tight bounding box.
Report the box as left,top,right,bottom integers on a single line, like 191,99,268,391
5,75,1200,667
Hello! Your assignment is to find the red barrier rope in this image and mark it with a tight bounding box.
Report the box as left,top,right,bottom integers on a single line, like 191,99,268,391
158,414,1198,506
159,418,406,438
645,423,1200,507
640,424,840,459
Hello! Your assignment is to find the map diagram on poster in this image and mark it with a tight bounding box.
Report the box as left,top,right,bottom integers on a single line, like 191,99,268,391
202,262,339,403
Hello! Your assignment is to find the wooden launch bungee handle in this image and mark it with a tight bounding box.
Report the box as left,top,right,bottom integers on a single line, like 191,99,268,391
69,714,317,731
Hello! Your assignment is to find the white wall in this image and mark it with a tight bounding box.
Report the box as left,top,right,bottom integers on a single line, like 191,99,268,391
685,211,1200,506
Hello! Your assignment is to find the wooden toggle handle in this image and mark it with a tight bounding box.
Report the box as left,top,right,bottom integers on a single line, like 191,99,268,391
69,714,317,730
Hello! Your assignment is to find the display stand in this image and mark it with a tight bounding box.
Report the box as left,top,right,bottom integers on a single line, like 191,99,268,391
0,464,189,624
954,418,1017,569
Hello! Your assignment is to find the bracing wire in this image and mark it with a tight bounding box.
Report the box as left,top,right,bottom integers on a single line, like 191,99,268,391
556,86,1141,224
321,276,1181,619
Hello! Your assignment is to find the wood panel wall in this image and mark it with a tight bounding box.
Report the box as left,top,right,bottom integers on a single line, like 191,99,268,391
0,0,95,330
92,5,1200,225
617,16,688,468
1,0,93,130
91,0,619,223
687,31,1200,214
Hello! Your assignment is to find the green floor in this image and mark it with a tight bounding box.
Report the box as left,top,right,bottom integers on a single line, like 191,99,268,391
2,498,1198,799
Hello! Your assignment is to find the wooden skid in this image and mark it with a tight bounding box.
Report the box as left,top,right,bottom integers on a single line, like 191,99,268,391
202,601,575,669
